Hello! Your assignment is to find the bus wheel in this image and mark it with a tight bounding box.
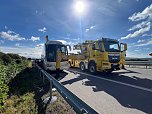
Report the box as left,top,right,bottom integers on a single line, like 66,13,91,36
80,62,85,71
89,63,96,74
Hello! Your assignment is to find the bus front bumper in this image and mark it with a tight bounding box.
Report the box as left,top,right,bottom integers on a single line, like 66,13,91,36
46,61,70,71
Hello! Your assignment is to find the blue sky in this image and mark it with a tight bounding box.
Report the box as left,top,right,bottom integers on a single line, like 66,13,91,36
0,0,152,58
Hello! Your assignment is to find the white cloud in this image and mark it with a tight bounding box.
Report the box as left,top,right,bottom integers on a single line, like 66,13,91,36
30,36,40,42
145,48,149,50
0,40,4,44
36,43,44,47
38,27,47,33
90,26,96,29
0,30,25,41
73,38,80,41
85,29,90,32
36,10,38,14
118,0,139,3
15,43,20,47
128,4,152,21
136,38,152,46
121,23,151,39
134,49,139,52
122,4,152,40
118,0,122,3
142,34,152,37
128,21,150,31
137,39,145,43
0,46,43,58
4,26,8,29
64,37,70,40
85,25,96,32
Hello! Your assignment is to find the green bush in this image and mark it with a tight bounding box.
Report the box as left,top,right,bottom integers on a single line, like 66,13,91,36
2,93,37,114
0,55,29,109
15,59,22,64
1,54,12,65
0,59,3,65
7,53,21,60
0,65,9,109
0,52,4,57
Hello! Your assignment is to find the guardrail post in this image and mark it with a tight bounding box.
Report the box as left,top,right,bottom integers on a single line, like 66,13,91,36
146,65,147,69
42,73,45,84
81,108,88,114
49,80,53,100
39,69,41,77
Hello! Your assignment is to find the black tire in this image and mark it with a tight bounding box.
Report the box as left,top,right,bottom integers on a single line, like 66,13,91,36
89,62,96,74
80,62,85,71
106,70,112,73
122,65,125,69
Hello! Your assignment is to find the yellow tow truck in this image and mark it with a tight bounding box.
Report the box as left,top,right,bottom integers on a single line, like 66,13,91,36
68,38,127,73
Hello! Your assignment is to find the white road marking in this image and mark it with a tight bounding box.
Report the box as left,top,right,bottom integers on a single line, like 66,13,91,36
68,69,152,93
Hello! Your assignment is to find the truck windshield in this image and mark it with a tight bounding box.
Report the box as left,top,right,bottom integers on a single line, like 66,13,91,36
46,44,67,62
58,45,67,54
104,41,120,52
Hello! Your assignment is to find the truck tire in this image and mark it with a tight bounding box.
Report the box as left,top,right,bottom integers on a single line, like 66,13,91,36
89,62,96,74
106,70,112,73
122,65,125,69
80,62,85,71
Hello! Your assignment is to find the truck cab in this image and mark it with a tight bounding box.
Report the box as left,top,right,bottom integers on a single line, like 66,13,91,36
69,38,127,74
91,38,127,72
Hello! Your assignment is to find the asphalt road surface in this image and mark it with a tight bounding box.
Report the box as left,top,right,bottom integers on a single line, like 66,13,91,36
58,67,152,114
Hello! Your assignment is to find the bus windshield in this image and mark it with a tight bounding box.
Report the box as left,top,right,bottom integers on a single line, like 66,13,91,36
46,44,67,62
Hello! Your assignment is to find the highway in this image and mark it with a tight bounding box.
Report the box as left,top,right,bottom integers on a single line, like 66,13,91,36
56,67,152,114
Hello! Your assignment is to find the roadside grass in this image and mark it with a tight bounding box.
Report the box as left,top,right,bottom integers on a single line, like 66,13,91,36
1,64,75,114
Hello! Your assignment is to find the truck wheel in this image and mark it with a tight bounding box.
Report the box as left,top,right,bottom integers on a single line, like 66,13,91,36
89,63,96,74
107,70,112,73
122,65,125,69
80,62,85,71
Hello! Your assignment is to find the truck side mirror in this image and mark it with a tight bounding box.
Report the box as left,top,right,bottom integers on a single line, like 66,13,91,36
66,45,71,51
124,44,127,51
120,43,127,51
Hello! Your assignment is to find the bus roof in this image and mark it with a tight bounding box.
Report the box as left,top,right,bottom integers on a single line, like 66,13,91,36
46,40,63,45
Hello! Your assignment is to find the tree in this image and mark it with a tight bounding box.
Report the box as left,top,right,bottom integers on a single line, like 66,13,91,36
1,54,12,65
0,52,4,57
7,53,21,60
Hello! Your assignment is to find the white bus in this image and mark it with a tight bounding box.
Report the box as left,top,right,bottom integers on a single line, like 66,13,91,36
41,36,70,71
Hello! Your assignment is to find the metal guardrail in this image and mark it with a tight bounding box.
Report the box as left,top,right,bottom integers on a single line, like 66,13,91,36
36,64,98,114
125,61,152,68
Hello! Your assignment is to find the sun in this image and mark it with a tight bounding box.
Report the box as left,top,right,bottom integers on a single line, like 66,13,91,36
75,1,85,14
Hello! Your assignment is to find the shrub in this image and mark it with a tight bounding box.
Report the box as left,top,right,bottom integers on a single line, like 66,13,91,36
0,59,3,65
0,57,29,109
0,65,9,109
1,54,12,65
0,52,4,58
15,59,22,64
7,54,21,60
